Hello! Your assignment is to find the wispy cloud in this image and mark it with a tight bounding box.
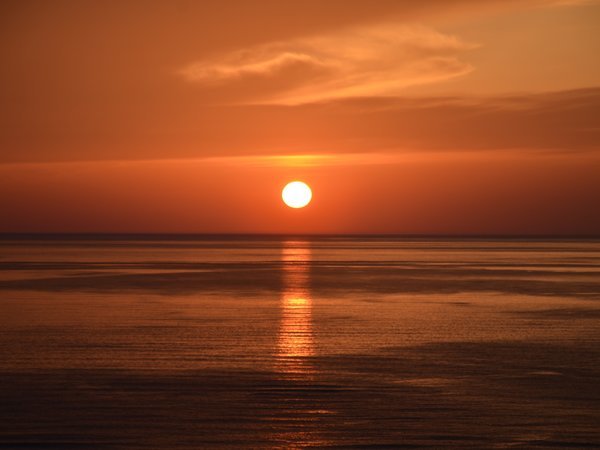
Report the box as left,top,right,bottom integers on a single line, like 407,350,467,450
183,52,330,83
180,23,477,104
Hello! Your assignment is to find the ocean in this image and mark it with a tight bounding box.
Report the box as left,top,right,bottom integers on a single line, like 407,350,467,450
1,236,599,448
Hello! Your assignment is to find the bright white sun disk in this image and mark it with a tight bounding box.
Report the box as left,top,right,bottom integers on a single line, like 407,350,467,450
282,181,312,208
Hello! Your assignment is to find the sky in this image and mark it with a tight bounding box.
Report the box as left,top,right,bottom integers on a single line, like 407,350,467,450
0,0,599,234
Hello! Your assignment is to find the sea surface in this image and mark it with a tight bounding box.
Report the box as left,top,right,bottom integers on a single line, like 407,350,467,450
0,236,599,449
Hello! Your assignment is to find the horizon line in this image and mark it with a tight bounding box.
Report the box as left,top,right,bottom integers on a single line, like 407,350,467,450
0,232,598,240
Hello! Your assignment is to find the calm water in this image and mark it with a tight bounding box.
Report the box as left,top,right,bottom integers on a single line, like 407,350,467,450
1,237,599,448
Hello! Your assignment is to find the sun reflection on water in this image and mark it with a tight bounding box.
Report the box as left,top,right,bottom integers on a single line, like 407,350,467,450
276,241,314,376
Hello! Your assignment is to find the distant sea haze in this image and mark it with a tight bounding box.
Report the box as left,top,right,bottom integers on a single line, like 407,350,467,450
1,237,599,448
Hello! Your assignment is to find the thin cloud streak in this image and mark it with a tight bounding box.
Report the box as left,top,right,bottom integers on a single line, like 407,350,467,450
0,152,409,170
181,23,477,104
1,87,597,164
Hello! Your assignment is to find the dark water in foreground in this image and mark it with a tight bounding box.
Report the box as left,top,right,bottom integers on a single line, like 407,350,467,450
1,237,599,449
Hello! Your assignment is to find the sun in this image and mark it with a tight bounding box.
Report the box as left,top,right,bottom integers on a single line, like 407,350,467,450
282,181,312,209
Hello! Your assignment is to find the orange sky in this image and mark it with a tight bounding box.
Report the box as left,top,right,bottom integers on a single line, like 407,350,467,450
1,0,599,234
